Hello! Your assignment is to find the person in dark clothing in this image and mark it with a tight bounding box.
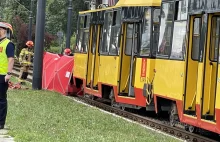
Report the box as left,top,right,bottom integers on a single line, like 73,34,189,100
0,22,15,129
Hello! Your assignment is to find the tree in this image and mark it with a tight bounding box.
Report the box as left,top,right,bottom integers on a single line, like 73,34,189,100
12,16,55,56
46,0,87,35
1,0,87,54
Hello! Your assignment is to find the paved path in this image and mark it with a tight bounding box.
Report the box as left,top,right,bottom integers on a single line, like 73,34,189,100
0,129,14,142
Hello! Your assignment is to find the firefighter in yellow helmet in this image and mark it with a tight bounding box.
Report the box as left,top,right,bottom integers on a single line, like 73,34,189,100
18,40,34,84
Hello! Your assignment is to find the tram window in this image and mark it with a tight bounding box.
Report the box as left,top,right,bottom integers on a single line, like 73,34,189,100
112,11,120,26
153,9,160,23
82,15,91,53
210,17,220,62
170,0,188,60
152,9,161,56
140,9,151,56
92,25,98,54
76,30,83,52
75,16,84,53
125,24,133,55
109,11,121,55
125,24,139,55
85,16,90,28
100,12,113,54
80,16,84,28
82,29,89,53
192,18,201,61
157,2,174,57
170,21,186,59
175,0,188,21
75,15,90,53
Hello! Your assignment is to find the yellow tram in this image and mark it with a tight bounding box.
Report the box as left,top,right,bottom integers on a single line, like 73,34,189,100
72,0,220,135
153,0,220,134
73,0,162,108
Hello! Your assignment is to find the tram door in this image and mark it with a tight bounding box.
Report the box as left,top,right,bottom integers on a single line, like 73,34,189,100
86,25,101,90
200,14,219,121
183,15,202,116
184,14,220,121
119,23,139,97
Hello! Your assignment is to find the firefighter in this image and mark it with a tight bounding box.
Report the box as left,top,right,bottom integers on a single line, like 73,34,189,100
18,41,34,84
0,22,15,129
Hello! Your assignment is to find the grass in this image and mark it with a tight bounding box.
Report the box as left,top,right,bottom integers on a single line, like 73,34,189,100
6,77,180,142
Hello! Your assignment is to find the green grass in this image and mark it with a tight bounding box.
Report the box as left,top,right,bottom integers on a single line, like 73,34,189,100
6,78,180,142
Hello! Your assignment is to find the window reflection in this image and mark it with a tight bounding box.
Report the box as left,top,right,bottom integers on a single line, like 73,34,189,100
125,24,134,55
170,21,186,59
192,18,201,60
110,11,121,55
158,3,174,56
210,17,220,62
152,9,161,56
101,12,113,54
76,15,90,53
140,9,151,56
82,30,89,52
92,25,98,54
177,0,188,20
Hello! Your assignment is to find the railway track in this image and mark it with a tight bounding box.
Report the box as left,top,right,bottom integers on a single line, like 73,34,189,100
12,62,33,82
12,64,219,142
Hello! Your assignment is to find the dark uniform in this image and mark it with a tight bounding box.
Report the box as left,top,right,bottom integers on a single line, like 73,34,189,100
0,37,15,129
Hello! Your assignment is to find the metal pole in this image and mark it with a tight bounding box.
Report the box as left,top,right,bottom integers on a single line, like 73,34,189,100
28,0,34,40
66,0,73,49
32,0,46,90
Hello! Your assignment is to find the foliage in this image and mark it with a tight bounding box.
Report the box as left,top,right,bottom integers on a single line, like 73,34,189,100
46,0,87,35
12,16,56,56
0,0,37,24
0,0,87,54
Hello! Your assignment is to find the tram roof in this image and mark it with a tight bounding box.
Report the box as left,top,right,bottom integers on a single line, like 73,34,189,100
79,0,161,14
116,0,161,7
79,8,106,15
188,0,220,14
79,5,120,15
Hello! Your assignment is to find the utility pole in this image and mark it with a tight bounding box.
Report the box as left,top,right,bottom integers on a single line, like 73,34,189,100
28,0,34,41
57,31,64,53
32,0,46,90
65,0,72,49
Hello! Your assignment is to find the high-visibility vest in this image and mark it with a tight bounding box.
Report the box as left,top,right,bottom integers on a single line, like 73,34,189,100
0,38,10,75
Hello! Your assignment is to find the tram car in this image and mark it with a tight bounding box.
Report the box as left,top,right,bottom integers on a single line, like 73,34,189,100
72,0,220,135
152,0,220,135
73,0,161,105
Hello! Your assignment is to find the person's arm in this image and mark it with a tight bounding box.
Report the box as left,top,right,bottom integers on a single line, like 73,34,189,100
7,57,14,73
5,42,15,82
